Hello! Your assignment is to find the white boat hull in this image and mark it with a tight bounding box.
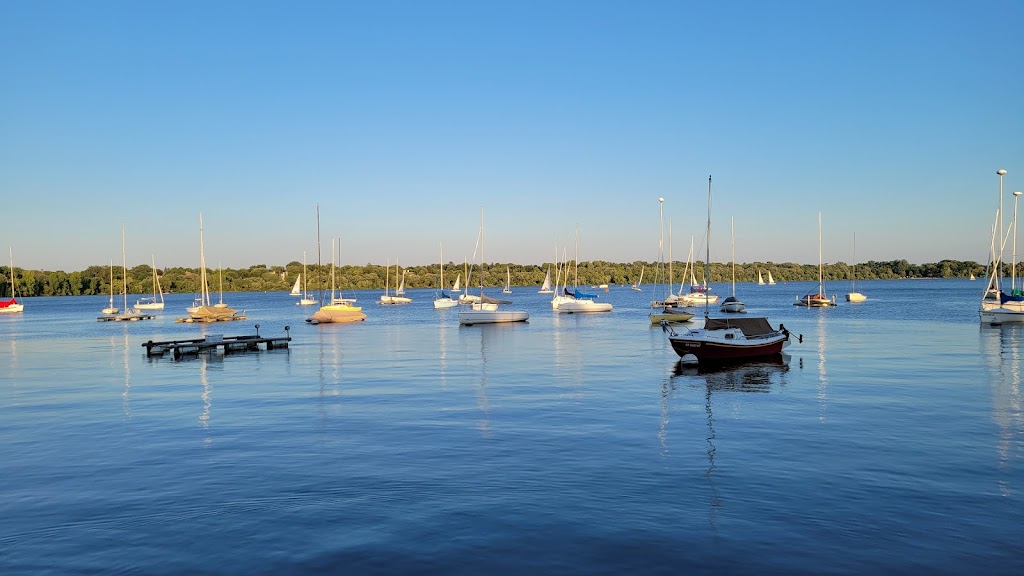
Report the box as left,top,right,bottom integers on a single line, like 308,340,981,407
0,304,25,314
134,302,165,310
845,292,867,303
433,297,459,309
555,299,612,314
720,300,746,313
981,307,1024,324
379,295,411,305
459,304,529,325
298,298,318,306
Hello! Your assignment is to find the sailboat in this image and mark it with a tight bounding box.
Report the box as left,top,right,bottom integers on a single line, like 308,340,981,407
290,275,302,297
395,269,407,296
182,213,243,322
970,272,976,281
649,198,693,324
308,208,366,324
631,265,645,291
100,225,154,321
102,261,119,315
795,211,835,307
845,232,867,302
458,254,480,304
502,267,512,294
664,176,795,365
679,234,719,306
433,242,458,309
555,224,612,314
538,266,553,294
135,255,165,310
720,217,746,313
451,272,462,293
0,247,23,314
380,258,412,304
458,207,529,325
980,173,1024,324
767,270,776,285
757,270,765,286
297,252,317,306
213,264,229,308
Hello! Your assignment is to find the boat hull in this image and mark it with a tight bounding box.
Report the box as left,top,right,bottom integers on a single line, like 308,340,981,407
649,309,694,324
379,296,411,305
0,304,25,314
459,307,529,325
668,333,787,363
433,298,459,309
134,302,165,310
980,308,1024,324
555,299,612,314
307,307,366,324
845,292,867,302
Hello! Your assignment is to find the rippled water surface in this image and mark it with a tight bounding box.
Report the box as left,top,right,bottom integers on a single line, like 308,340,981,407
2,279,1022,575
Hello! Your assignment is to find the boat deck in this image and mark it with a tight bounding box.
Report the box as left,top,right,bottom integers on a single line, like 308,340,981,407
141,326,290,359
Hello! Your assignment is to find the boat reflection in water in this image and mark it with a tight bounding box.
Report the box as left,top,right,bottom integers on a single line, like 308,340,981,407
670,356,791,529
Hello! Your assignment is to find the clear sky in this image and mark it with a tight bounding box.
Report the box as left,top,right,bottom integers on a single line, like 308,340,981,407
2,1,1022,272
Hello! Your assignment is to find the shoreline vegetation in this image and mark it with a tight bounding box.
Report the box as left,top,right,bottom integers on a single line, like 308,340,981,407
0,259,999,298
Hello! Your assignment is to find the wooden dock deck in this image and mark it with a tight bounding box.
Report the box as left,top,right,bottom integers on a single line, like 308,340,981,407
142,325,291,359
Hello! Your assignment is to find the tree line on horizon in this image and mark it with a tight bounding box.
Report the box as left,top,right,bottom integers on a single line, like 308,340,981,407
0,258,1006,298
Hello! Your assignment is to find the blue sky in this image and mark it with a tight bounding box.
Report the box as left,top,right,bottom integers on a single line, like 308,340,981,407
2,1,1022,271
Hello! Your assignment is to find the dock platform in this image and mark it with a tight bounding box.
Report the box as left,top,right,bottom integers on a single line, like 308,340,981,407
98,312,157,322
142,325,291,359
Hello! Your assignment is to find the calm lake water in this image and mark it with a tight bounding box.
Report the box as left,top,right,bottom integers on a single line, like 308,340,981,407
2,279,1022,575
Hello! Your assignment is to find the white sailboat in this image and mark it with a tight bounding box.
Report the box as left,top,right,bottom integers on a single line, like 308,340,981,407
213,264,229,308
649,198,693,324
290,275,302,296
720,217,746,313
758,270,765,286
102,261,119,315
451,272,462,293
135,255,165,310
459,207,529,325
980,171,1024,324
679,235,719,306
768,270,776,285
502,267,512,294
380,258,412,304
795,211,835,307
434,242,458,309
555,224,612,314
845,232,867,302
538,266,553,294
631,265,645,291
297,252,317,306
102,225,153,321
395,268,407,296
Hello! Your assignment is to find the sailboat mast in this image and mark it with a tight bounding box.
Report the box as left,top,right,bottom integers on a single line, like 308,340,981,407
704,176,712,319
315,203,322,303
574,224,579,290
658,197,664,296
121,224,128,311
199,213,209,306
818,211,824,295
731,216,736,297
479,206,485,298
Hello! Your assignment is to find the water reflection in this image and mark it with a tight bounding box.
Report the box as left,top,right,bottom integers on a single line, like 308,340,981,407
981,325,1024,497
475,326,493,437
814,311,829,422
121,330,132,421
669,357,791,530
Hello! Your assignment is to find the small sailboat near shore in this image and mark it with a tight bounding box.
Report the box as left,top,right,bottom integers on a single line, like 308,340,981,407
458,207,529,325
297,252,317,306
102,261,119,315
99,225,155,322
434,242,458,309
135,255,165,310
845,232,867,302
538,266,553,294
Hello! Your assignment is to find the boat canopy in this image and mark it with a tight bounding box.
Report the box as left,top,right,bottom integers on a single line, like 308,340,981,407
1000,291,1024,303
703,317,778,337
480,294,512,305
566,288,597,299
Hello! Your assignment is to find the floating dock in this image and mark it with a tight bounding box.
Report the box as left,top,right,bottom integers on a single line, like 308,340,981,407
175,314,248,323
141,325,290,359
98,312,157,322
